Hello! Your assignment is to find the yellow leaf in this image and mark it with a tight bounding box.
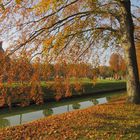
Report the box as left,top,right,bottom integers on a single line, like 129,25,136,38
15,0,22,4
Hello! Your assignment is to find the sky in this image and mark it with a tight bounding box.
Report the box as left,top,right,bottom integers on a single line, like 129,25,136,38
131,0,140,6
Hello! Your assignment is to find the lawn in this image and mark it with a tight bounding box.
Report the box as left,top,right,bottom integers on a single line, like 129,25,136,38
0,95,140,140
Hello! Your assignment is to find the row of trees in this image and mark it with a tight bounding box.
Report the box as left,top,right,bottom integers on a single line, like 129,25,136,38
0,46,128,108
0,51,95,108
1,45,140,108
0,45,127,82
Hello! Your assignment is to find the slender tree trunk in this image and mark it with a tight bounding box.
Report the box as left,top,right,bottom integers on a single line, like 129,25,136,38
121,0,140,103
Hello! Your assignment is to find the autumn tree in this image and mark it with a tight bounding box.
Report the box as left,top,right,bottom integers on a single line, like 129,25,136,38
0,0,139,103
98,66,113,79
109,53,126,80
136,43,140,77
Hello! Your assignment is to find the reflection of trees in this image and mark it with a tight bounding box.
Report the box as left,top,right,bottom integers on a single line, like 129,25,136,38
72,103,81,109
106,97,111,102
43,108,53,116
91,99,99,105
67,105,70,112
0,118,10,128
20,114,22,124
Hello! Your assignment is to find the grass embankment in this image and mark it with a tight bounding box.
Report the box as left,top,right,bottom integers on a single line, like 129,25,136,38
1,79,126,105
42,79,126,100
0,95,140,140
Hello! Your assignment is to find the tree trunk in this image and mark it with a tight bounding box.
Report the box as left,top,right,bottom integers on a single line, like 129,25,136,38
121,0,140,103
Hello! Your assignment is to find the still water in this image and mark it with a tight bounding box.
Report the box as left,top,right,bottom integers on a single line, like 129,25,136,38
0,91,125,128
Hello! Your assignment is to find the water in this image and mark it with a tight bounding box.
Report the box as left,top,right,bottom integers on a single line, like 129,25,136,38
0,91,125,128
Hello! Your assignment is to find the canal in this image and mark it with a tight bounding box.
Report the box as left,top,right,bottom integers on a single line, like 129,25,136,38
0,91,125,128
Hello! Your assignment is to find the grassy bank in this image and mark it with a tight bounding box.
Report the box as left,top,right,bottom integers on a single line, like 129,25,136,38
42,79,126,100
0,95,140,140
0,79,126,107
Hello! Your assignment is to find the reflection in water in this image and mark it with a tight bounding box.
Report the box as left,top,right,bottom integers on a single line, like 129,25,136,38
72,103,81,109
0,118,10,128
4,115,22,127
0,92,124,128
43,108,53,117
91,99,99,105
20,114,22,124
106,96,111,101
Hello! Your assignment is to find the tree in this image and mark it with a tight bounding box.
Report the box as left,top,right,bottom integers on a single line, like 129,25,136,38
0,0,139,103
109,53,126,80
120,1,140,103
98,66,114,79
136,43,140,77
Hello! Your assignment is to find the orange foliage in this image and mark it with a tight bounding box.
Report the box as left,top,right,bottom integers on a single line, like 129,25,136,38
109,53,126,79
0,49,94,108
